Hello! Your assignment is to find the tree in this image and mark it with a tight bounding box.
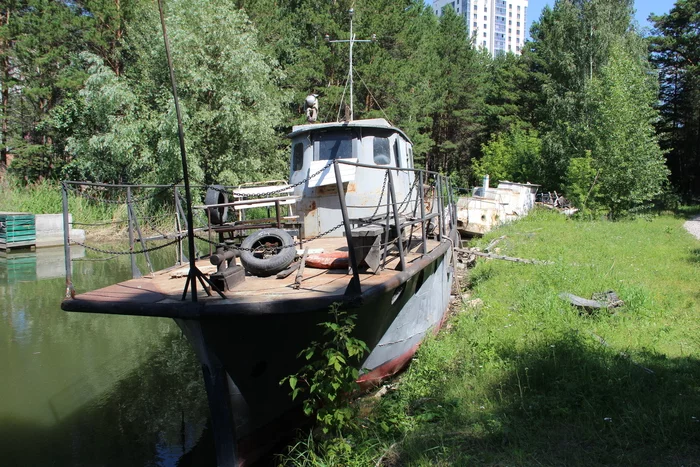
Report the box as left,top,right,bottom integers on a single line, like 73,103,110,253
473,126,543,184
649,0,700,199
58,0,287,185
527,0,637,190
571,38,668,216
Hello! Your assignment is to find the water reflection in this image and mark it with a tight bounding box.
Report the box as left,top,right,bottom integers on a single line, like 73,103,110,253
0,246,213,466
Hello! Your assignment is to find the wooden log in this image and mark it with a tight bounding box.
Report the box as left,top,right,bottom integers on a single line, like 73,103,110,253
276,261,300,279
454,247,553,265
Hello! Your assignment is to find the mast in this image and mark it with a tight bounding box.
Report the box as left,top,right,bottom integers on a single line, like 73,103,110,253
325,9,375,121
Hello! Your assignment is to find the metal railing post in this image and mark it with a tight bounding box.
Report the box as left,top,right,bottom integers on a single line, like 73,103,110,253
387,168,407,271
62,182,74,298
418,171,427,254
174,186,184,264
174,187,188,263
436,176,444,241
333,160,361,295
126,187,142,279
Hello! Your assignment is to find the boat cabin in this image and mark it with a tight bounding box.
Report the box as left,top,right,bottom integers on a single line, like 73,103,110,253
288,118,415,238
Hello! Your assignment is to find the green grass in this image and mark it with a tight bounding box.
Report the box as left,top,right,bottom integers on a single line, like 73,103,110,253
0,178,177,238
279,208,700,466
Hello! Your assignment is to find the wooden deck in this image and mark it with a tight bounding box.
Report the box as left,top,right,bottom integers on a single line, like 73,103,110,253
63,236,442,317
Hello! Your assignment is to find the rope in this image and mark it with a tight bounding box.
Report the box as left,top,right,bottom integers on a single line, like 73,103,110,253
354,68,392,124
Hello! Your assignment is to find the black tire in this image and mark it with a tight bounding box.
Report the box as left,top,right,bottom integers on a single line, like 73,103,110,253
204,186,228,225
239,228,296,277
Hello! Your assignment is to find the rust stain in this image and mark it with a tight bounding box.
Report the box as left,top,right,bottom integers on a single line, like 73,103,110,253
309,200,317,214
317,185,338,196
347,182,357,193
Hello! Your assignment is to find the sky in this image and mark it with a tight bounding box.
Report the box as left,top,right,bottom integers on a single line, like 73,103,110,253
525,0,679,39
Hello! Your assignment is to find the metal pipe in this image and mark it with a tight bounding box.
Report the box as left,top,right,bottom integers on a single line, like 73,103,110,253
387,169,406,271
333,160,361,295
61,182,73,298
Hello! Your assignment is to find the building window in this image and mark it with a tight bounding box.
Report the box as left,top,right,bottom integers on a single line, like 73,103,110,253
516,38,520,43
484,6,487,11
517,5,520,10
517,13,520,19
484,15,487,20
484,23,487,28
474,5,477,10
483,32,487,37
508,28,511,33
517,22,520,26
474,13,477,18
483,40,487,46
509,20,512,25
473,21,477,27
509,12,512,17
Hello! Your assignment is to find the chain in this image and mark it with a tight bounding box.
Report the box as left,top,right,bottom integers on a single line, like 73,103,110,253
72,237,182,256
65,182,180,205
204,161,334,198
192,221,345,252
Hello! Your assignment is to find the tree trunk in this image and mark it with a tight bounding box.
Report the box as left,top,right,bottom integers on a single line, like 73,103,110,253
0,7,10,170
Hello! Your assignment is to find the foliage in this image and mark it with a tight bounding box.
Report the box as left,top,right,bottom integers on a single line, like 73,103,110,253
564,150,599,212
649,0,700,200
53,0,288,186
473,125,543,185
578,38,669,217
526,0,637,190
281,303,369,435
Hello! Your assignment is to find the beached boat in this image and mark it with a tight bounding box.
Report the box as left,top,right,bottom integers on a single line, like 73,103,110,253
61,117,457,466
61,7,457,465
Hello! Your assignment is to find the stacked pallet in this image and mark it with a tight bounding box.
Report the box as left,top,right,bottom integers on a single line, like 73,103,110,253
0,212,36,251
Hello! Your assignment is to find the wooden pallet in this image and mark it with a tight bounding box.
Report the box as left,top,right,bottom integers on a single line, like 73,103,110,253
0,212,36,250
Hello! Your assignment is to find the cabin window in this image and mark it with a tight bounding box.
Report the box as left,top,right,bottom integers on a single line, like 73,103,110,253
394,139,402,168
292,143,304,171
316,133,354,160
373,137,391,165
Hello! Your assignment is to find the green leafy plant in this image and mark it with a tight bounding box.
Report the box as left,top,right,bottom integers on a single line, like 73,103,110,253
281,303,369,434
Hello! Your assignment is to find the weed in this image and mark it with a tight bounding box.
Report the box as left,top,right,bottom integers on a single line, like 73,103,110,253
281,303,369,435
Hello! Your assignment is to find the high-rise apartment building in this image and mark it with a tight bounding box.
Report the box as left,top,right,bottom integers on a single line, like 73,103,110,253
432,0,528,56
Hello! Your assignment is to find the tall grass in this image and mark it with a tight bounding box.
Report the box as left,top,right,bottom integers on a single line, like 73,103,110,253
278,208,700,466
0,177,176,237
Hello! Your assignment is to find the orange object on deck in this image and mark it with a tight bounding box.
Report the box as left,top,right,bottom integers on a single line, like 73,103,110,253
305,251,349,269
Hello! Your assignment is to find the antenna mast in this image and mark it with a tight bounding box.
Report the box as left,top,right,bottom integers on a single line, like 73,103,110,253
325,9,375,121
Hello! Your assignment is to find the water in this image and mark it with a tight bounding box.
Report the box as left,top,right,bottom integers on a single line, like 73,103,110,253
0,246,215,466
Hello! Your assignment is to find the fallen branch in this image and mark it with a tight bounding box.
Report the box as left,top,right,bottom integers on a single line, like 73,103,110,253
455,247,553,265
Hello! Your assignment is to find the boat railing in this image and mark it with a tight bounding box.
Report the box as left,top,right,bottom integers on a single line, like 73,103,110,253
60,163,455,298
330,159,455,295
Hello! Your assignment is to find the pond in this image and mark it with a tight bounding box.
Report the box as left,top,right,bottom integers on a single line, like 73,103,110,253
0,245,216,466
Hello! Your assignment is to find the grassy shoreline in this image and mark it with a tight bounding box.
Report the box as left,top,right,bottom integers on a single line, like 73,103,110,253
282,208,700,466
